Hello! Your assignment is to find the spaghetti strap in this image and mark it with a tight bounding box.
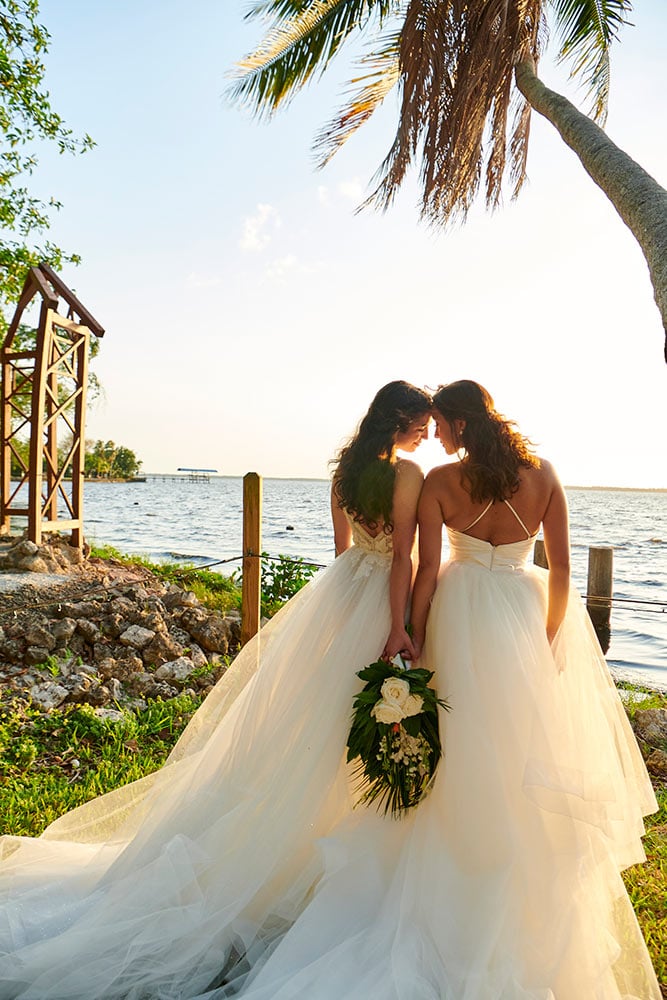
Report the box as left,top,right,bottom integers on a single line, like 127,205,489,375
503,499,532,538
462,500,494,533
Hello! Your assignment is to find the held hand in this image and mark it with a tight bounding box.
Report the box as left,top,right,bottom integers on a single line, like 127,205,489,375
382,627,417,663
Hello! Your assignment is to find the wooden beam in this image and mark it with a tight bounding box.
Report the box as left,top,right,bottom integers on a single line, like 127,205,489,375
39,263,105,337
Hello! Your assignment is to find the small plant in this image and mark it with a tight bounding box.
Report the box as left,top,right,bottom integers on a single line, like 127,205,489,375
260,553,317,617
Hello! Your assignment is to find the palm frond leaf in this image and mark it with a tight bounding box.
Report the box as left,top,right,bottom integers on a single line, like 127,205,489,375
231,0,395,116
314,27,401,168
551,0,633,124
364,0,546,224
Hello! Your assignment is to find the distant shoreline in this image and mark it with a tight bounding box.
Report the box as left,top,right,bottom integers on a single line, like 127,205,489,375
135,475,666,492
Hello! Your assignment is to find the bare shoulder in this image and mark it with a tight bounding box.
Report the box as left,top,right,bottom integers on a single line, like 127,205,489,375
424,463,459,491
533,457,562,488
395,457,425,485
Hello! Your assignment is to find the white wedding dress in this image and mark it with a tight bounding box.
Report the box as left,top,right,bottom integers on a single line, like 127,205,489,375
0,514,660,999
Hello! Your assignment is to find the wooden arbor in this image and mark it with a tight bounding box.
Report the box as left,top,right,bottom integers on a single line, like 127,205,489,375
0,263,104,546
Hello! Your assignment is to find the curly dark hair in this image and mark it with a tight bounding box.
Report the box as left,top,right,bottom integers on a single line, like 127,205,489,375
432,380,538,503
332,381,431,531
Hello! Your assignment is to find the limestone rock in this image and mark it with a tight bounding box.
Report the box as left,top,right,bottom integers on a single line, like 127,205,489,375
155,656,196,684
24,646,51,666
24,625,57,651
119,625,156,650
30,681,69,710
51,618,78,645
633,708,667,747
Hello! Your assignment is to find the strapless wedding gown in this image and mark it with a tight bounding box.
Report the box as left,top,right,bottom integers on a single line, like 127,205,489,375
0,524,660,998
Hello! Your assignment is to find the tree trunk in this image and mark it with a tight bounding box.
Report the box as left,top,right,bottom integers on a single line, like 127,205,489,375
515,59,667,362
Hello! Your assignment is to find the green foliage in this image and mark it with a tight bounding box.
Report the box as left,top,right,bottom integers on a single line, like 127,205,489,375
84,440,143,480
622,787,667,983
0,1,94,314
0,695,202,837
347,658,449,817
260,552,317,617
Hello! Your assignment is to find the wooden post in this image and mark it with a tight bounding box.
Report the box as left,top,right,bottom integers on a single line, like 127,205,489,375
587,546,613,653
0,349,11,535
27,303,50,545
70,326,89,548
533,538,548,569
241,472,262,645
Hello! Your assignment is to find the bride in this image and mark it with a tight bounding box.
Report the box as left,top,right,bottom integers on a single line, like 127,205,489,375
208,381,661,999
0,380,432,999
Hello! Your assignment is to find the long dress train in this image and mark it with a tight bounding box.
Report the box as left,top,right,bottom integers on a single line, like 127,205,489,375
0,522,660,998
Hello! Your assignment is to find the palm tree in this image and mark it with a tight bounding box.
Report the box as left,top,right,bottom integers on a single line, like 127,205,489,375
231,1,667,361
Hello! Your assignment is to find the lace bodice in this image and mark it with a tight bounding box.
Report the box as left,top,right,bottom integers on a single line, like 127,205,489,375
349,519,393,556
446,527,535,572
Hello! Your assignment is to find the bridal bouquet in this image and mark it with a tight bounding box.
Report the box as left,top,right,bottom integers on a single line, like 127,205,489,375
346,656,449,818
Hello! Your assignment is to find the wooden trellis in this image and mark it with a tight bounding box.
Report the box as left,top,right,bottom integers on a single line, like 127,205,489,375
0,263,104,547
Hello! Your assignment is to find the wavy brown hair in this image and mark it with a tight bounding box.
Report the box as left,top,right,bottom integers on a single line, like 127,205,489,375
432,380,538,503
332,381,431,531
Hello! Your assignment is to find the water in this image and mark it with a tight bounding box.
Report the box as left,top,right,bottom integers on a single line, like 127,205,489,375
6,478,667,689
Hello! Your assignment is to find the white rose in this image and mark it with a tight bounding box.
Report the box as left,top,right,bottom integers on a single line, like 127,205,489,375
379,677,411,710
371,700,405,725
402,694,424,718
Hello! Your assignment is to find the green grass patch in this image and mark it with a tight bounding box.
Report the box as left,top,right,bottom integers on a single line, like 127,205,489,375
0,696,201,837
623,788,667,984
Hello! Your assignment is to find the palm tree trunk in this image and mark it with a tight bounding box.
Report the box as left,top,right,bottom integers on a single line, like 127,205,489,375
515,59,667,362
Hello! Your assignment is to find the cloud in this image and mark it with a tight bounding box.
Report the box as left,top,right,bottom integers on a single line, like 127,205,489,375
317,185,330,205
266,254,298,280
239,203,281,252
337,178,364,202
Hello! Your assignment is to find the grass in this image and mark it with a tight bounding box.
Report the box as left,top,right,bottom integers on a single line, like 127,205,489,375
0,696,201,836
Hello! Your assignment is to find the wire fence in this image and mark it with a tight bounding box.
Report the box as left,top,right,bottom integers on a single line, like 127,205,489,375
0,550,664,620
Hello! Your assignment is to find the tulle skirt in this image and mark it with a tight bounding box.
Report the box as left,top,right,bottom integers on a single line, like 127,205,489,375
0,548,660,999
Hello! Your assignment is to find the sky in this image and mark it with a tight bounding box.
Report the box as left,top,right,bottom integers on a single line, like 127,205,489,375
15,1,667,486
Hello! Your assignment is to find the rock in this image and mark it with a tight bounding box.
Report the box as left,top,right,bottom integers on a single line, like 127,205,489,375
107,677,124,701
119,625,156,650
94,707,125,723
65,672,94,700
155,656,196,684
24,646,51,666
632,708,667,747
183,614,230,655
109,597,136,617
51,618,78,645
76,618,103,643
0,638,25,662
16,556,49,573
645,749,667,779
98,614,125,640
24,625,57,651
11,539,39,558
143,679,179,700
187,643,208,670
96,657,119,681
29,681,69,710
113,652,144,680
142,631,184,667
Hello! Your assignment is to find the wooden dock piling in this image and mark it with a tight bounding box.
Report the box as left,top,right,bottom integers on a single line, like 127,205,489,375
241,472,262,645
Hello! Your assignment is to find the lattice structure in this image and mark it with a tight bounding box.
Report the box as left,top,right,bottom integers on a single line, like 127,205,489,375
0,263,104,546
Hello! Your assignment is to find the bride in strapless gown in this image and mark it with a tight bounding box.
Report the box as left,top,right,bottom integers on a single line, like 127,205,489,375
0,382,432,1000
203,382,660,1000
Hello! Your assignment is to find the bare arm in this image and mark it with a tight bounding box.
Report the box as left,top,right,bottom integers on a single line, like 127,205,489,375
382,461,424,660
409,474,444,659
541,465,570,644
330,481,352,556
